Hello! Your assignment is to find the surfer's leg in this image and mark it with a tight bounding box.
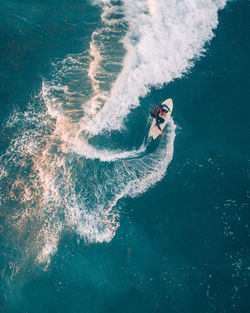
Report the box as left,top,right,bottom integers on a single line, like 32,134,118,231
158,116,164,124
156,116,164,130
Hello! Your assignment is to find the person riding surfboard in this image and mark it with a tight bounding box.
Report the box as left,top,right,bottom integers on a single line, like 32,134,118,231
150,104,171,135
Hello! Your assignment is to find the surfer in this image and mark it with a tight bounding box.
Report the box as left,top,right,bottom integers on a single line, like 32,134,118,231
150,104,170,134
148,99,173,139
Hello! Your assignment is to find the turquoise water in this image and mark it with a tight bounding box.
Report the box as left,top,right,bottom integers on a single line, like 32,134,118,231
0,1,249,312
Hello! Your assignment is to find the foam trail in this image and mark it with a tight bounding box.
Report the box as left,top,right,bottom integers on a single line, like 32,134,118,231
68,118,176,244
72,137,146,161
85,0,127,115
83,0,226,134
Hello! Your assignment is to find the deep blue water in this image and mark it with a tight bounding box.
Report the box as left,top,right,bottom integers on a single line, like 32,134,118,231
0,1,249,313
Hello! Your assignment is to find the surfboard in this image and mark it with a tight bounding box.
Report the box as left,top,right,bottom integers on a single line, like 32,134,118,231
148,98,173,140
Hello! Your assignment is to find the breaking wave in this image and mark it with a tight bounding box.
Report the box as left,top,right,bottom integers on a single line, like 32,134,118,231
0,0,226,272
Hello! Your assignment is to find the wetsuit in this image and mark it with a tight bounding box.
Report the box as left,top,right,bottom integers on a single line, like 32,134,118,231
150,105,167,131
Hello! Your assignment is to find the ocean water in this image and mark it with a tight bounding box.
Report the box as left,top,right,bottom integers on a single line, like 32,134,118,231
0,0,249,312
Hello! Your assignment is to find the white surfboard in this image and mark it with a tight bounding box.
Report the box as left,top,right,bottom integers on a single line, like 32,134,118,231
148,98,173,140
